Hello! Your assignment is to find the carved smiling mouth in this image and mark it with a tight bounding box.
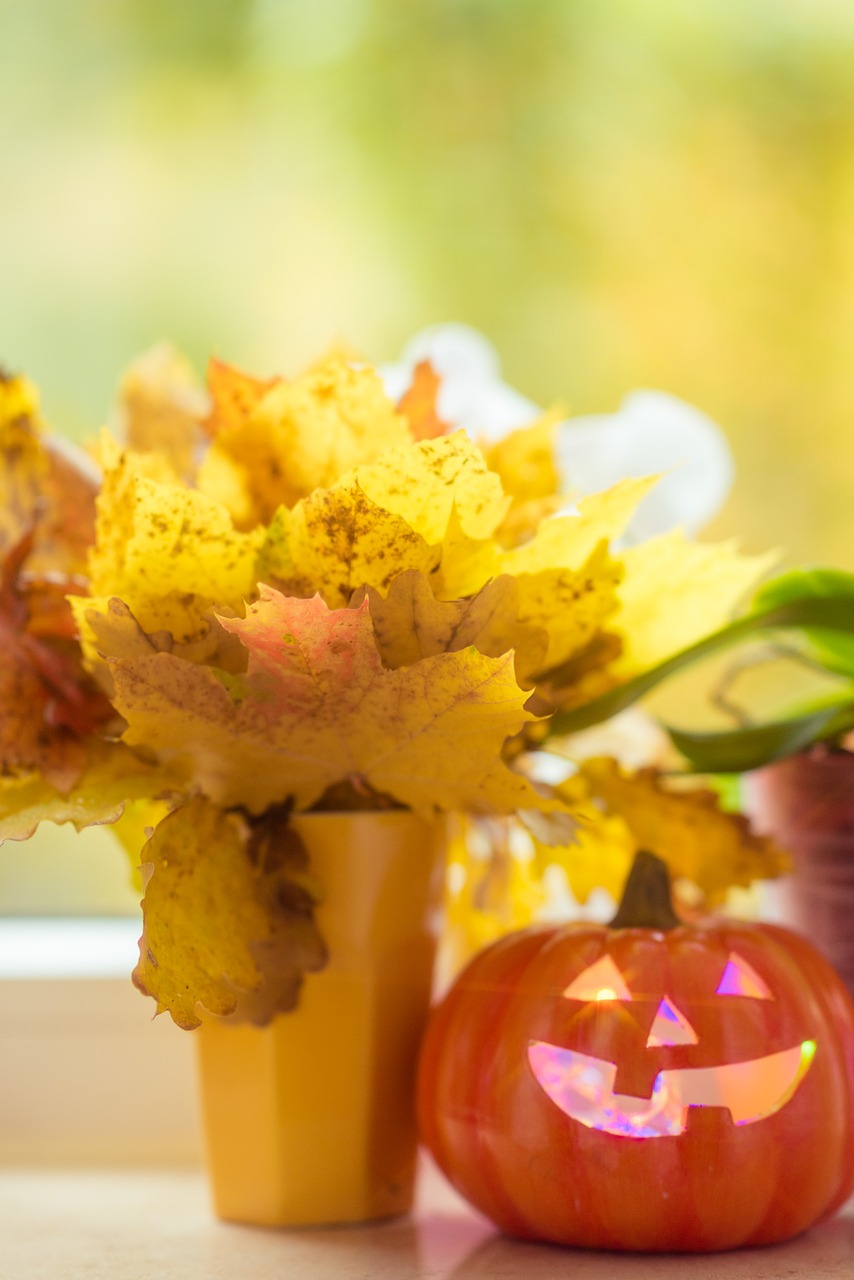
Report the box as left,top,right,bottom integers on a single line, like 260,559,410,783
528,1040,816,1139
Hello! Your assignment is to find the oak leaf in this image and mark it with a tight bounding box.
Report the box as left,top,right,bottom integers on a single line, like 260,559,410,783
576,757,790,904
132,799,327,1029
110,588,553,817
527,777,637,905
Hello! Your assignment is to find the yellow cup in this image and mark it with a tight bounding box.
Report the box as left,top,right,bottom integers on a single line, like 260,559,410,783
195,810,447,1226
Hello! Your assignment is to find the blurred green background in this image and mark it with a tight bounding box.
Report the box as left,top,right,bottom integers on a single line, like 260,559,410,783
2,0,854,912
3,0,854,565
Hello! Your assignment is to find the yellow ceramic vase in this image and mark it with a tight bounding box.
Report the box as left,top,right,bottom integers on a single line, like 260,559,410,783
195,810,447,1227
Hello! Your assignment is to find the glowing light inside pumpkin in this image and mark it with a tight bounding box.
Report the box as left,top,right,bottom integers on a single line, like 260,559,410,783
646,996,699,1048
563,955,633,1002
527,1039,816,1139
716,953,773,1000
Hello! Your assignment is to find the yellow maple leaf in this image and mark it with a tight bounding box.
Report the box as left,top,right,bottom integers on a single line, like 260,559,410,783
434,504,502,600
0,742,182,843
204,357,281,436
81,439,263,644
437,478,645,639
109,588,553,817
256,484,440,609
133,799,327,1029
500,475,658,577
576,757,790,904
614,530,778,672
359,569,548,680
194,442,256,529
511,543,623,679
114,344,209,481
482,408,562,504
82,596,246,674
198,356,411,522
352,431,511,544
494,493,569,550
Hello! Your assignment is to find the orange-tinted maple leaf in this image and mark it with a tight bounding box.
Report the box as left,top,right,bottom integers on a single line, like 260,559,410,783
110,587,553,817
203,357,282,437
1,373,98,577
397,360,450,441
0,531,113,790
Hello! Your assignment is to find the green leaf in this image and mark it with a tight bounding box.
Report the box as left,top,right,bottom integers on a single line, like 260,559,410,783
666,699,854,774
548,592,854,737
753,568,854,678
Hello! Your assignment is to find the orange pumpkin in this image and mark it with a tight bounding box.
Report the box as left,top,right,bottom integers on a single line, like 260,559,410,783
418,852,854,1251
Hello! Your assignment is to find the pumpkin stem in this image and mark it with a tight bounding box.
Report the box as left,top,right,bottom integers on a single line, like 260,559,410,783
609,850,681,931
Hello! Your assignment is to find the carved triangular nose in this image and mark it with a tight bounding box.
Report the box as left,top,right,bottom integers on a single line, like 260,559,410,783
646,996,698,1047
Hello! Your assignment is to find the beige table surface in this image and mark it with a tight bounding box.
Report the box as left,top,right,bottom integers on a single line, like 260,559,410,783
1,1157,852,1280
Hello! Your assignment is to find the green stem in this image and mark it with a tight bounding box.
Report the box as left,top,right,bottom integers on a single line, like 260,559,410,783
546,594,854,738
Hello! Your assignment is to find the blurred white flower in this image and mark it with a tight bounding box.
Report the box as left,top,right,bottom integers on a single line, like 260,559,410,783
383,324,734,539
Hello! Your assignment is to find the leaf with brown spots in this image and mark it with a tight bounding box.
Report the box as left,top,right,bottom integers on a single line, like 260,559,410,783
511,542,623,679
132,799,327,1029
197,356,411,522
110,587,555,817
78,438,263,648
397,360,450,441
359,569,548,683
256,484,441,609
353,431,510,544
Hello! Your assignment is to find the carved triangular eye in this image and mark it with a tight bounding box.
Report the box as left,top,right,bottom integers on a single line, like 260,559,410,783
563,954,633,1002
646,996,698,1047
716,953,773,1000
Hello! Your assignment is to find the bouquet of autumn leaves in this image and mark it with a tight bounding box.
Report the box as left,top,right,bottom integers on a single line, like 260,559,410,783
0,350,788,1028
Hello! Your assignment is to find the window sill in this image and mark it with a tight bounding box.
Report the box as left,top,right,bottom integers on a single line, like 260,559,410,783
0,918,200,1166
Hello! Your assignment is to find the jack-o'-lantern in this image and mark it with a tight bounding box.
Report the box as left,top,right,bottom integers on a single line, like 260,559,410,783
417,851,854,1252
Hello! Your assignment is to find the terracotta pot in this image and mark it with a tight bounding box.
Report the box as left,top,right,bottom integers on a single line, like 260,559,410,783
195,810,447,1227
747,748,854,997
